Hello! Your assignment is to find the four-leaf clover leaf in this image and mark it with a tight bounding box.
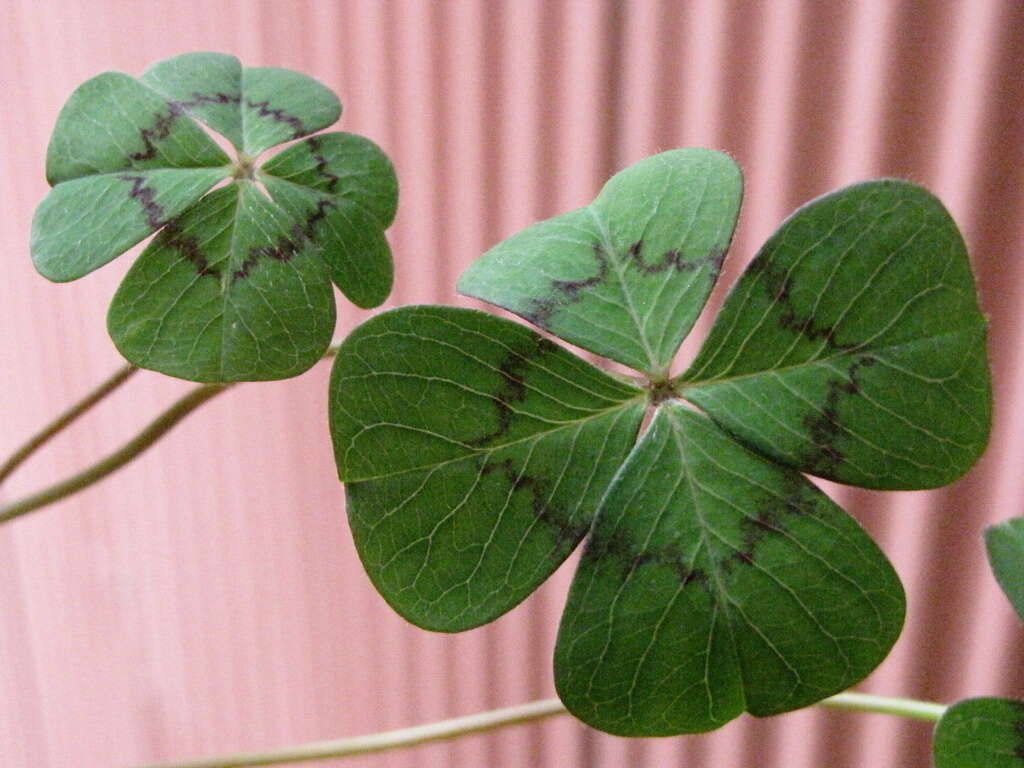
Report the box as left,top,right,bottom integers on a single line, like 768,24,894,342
329,149,991,736
31,52,397,382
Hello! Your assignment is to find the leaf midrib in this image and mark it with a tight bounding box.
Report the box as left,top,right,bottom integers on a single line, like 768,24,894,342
343,395,646,483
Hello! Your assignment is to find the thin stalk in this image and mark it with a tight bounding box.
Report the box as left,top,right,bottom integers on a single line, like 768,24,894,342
0,362,138,484
130,692,946,768
0,383,231,523
820,691,946,722
0,343,341,524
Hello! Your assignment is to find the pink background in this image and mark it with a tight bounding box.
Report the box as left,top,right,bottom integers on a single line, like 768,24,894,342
2,1,1023,766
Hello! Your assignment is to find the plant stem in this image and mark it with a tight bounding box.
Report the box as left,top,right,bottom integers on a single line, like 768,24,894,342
134,698,568,768
820,691,946,722
0,343,342,524
130,692,946,768
0,362,138,485
0,383,231,523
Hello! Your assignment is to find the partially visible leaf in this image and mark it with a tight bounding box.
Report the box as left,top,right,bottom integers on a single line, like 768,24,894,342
681,180,991,490
555,402,904,736
330,306,645,631
985,518,1024,622
107,182,335,382
459,149,742,376
31,168,225,282
140,52,342,156
934,697,1024,768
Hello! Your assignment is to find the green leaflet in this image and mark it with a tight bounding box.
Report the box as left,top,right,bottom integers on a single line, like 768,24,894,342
330,155,991,738
139,52,342,156
330,306,645,630
261,132,398,308
31,52,397,382
554,403,903,735
107,183,335,382
31,168,225,282
985,518,1024,622
458,149,742,376
933,698,1024,768
680,180,991,490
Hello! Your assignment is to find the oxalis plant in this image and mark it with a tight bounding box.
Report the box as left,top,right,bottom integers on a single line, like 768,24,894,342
4,52,1022,767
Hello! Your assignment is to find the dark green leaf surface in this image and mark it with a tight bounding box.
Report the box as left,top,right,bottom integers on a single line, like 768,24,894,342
458,149,742,375
554,402,904,735
680,180,991,490
107,183,335,382
140,52,342,155
330,306,645,630
985,518,1024,622
934,698,1024,768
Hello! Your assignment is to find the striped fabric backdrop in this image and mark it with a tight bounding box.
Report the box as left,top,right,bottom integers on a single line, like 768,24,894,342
2,2,1023,766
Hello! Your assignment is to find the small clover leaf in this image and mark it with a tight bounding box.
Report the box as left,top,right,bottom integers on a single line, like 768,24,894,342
985,517,1024,622
329,150,991,736
32,52,397,382
933,697,1024,768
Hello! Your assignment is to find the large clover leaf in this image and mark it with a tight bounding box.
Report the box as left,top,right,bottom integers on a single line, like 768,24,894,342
330,150,991,736
31,52,397,382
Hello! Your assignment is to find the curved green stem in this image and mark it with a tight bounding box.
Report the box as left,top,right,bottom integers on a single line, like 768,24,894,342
0,343,341,524
0,383,231,523
131,692,945,768
0,362,138,485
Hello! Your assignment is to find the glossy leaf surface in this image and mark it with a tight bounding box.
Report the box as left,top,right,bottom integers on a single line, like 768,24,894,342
555,403,904,735
681,180,991,490
330,306,645,630
933,698,1024,768
985,518,1024,622
458,149,742,375
31,53,396,382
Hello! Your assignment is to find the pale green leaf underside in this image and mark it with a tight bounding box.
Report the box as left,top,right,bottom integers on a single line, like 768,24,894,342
554,402,903,736
107,182,335,382
681,180,991,490
330,306,645,630
933,698,1024,768
458,149,742,375
985,518,1024,622
140,52,342,155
